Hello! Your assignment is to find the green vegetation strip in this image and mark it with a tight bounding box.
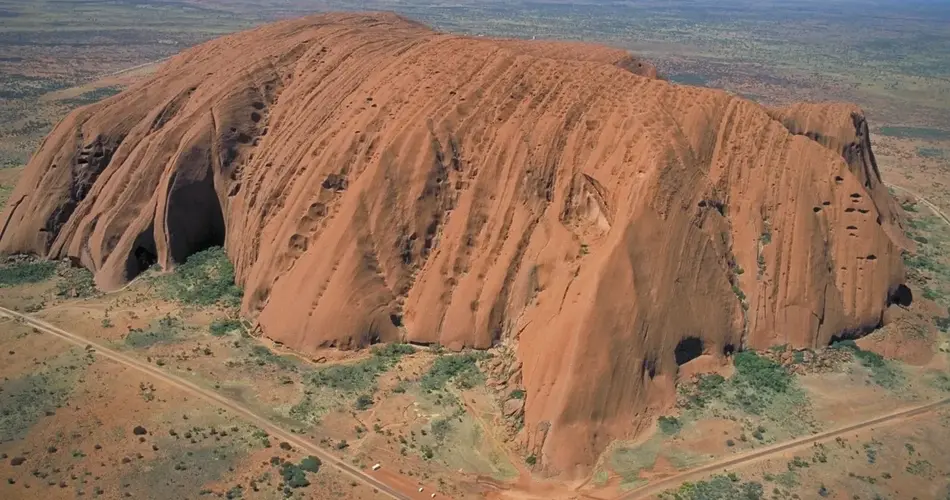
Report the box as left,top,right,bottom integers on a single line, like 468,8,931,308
0,259,56,287
156,247,243,307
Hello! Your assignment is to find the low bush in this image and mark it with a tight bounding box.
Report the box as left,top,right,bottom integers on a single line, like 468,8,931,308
831,340,902,388
0,259,56,287
210,318,242,336
354,394,374,410
308,343,415,392
667,474,764,499
658,416,682,435
430,417,452,443
421,352,488,391
56,266,96,298
158,247,242,306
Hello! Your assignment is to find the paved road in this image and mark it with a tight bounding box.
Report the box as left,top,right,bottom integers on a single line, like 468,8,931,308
0,306,420,500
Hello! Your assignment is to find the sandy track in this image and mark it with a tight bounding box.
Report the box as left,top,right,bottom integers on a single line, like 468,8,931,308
889,184,950,227
0,305,424,500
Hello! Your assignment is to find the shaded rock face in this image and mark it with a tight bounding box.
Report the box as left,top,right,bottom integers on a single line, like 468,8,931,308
0,12,908,476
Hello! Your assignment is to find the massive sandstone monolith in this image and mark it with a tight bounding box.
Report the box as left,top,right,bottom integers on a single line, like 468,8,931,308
0,12,910,476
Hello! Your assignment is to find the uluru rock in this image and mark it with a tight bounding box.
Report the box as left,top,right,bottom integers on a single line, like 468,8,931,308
0,12,909,476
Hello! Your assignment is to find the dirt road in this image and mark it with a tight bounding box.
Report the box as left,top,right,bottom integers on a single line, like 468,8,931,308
889,184,950,227
0,306,426,500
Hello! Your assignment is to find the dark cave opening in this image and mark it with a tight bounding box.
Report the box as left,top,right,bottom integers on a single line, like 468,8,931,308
828,320,883,346
674,337,704,365
125,225,158,280
134,246,157,270
642,357,657,379
886,283,913,308
722,343,736,357
165,161,227,265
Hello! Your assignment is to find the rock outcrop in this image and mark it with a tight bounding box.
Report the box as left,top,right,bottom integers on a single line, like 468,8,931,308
0,12,909,476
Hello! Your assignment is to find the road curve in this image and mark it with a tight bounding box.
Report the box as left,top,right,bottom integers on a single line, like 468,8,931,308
0,306,420,500
889,184,950,227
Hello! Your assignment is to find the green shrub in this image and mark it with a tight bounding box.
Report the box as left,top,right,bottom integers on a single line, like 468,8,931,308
124,315,183,349
308,343,415,392
658,416,682,435
210,318,242,336
831,341,901,388
299,456,321,473
0,259,56,287
248,345,298,371
733,351,791,393
158,247,242,306
421,352,488,391
354,394,374,410
509,389,526,400
279,462,310,488
56,266,96,298
668,475,764,499
370,343,416,359
525,454,537,466
430,418,452,443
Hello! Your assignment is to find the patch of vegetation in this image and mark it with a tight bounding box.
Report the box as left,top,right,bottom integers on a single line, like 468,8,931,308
0,354,84,442
248,345,298,371
420,351,489,391
610,436,663,487
0,259,56,287
278,461,311,488
917,146,945,158
906,459,934,477
661,474,764,499
0,183,13,211
354,394,374,410
929,371,950,392
56,266,96,298
299,456,321,473
157,247,243,307
734,351,792,393
57,86,122,107
430,417,452,443
831,340,903,388
678,351,810,435
658,416,682,435
878,126,950,140
210,318,242,336
124,314,185,349
508,388,526,399
124,443,244,499
306,343,415,392
766,471,799,488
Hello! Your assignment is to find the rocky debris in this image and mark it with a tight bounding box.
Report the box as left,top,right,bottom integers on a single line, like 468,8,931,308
10,456,25,466
760,347,851,375
504,398,525,417
0,12,909,476
132,426,147,436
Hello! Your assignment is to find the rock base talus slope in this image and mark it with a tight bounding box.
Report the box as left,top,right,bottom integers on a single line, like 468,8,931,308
0,13,908,475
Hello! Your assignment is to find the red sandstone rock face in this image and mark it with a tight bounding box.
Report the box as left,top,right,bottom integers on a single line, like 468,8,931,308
0,13,908,475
